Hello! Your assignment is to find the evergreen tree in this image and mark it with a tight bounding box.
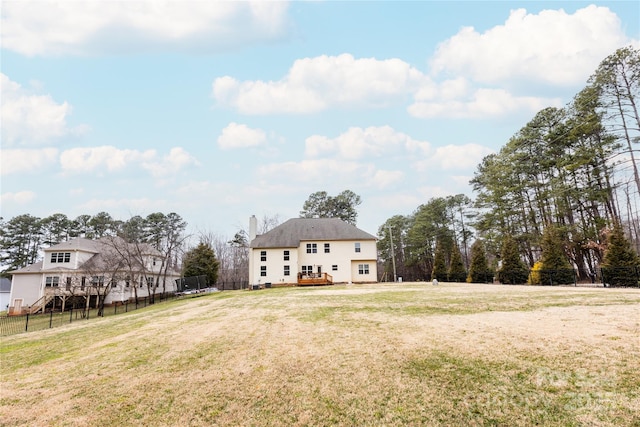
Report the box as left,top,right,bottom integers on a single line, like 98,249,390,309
539,225,575,285
431,235,448,281
602,223,640,287
182,242,220,286
300,190,362,225
498,236,529,284
448,245,467,282
468,240,491,283
0,214,43,273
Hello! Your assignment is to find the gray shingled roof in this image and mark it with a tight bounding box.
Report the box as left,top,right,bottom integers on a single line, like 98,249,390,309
250,218,376,248
9,237,166,274
47,237,101,253
10,261,44,274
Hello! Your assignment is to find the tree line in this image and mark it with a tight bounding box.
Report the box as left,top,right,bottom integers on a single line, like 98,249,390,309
0,212,184,272
377,46,640,284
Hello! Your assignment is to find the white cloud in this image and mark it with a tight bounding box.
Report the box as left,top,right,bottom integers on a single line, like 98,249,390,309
59,145,198,178
1,191,37,205
1,148,59,175
430,5,636,85
1,1,291,56
371,170,405,189
257,158,403,191
217,122,268,150
212,54,427,114
431,144,495,170
409,88,562,119
142,147,200,178
305,126,430,160
212,52,563,119
60,146,156,175
1,74,88,146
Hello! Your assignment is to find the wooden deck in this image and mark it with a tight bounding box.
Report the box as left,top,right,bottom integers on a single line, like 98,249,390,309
297,272,333,286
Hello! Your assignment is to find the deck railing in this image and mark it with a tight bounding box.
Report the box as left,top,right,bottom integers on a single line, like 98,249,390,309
297,272,333,285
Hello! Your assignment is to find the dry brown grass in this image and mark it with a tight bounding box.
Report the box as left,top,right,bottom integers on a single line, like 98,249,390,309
1,282,639,426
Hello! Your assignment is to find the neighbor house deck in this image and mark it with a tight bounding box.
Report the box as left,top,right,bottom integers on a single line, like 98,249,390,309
297,272,333,286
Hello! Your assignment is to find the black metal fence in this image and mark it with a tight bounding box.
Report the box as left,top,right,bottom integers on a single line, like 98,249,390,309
0,294,179,337
529,268,577,286
600,266,640,288
217,281,249,291
491,267,639,287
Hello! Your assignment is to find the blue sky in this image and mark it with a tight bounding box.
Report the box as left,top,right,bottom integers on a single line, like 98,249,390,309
1,1,639,239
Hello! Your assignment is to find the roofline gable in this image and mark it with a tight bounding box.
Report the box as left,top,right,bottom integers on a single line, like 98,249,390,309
250,218,376,249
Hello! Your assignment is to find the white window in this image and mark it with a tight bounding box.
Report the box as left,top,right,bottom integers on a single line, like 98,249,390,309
332,265,338,271
50,252,71,263
92,276,105,287
355,243,361,253
260,266,267,277
45,276,60,287
283,250,290,261
358,264,369,275
324,243,330,253
306,243,317,254
301,265,313,274
261,251,267,262
284,265,290,276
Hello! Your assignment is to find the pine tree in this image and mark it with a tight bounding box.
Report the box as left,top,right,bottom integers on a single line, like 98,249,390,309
448,245,467,282
602,223,640,287
498,235,529,284
182,242,220,286
468,240,491,283
431,236,448,281
539,225,575,285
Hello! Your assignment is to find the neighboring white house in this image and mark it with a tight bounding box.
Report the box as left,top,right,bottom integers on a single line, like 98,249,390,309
7,237,181,315
248,216,378,286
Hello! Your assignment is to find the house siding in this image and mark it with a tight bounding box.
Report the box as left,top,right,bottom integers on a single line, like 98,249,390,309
9,273,42,312
248,217,378,287
7,238,181,314
251,247,298,286
298,239,377,283
249,239,378,285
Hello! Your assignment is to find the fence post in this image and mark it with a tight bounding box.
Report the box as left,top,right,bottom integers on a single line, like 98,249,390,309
70,306,73,323
49,310,53,329
25,312,29,332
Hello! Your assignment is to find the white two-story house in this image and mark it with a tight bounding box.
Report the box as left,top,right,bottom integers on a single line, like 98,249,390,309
248,217,377,286
8,237,181,315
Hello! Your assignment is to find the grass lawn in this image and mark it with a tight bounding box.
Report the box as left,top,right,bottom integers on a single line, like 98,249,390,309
1,282,639,426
